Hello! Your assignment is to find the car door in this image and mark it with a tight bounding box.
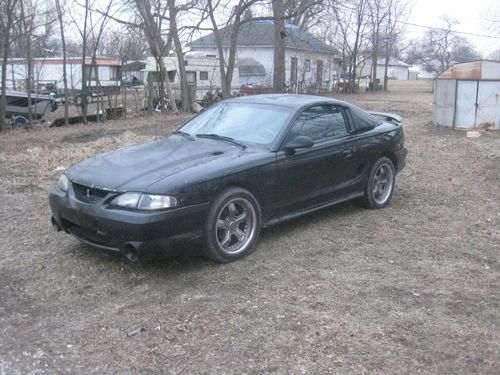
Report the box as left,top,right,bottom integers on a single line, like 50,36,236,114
273,104,359,216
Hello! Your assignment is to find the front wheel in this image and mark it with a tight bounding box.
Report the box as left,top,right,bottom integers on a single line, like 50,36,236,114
204,187,261,263
362,157,395,209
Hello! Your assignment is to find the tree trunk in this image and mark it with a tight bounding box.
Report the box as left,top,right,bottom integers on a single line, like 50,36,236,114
20,0,33,125
55,0,69,125
0,0,16,131
225,14,243,96
167,0,189,111
272,0,286,93
134,0,177,113
81,0,89,124
371,29,379,92
207,0,229,98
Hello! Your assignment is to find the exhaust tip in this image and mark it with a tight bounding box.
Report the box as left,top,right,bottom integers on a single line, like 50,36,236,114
123,244,139,262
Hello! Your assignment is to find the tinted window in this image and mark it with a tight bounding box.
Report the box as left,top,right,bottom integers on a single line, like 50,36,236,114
287,105,348,142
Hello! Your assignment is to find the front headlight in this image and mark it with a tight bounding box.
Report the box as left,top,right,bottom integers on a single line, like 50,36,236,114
110,193,177,210
57,174,70,192
138,194,177,210
110,192,142,209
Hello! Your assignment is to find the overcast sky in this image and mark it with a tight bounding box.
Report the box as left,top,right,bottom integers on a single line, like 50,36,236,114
407,0,500,56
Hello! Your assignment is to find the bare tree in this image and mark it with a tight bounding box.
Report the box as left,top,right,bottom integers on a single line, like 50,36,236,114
410,16,480,74
167,0,190,111
197,0,264,98
381,0,410,90
133,0,178,113
329,0,371,93
80,0,90,123
424,16,458,73
272,0,287,92
18,0,49,125
367,0,390,91
285,0,324,31
21,0,33,124
0,0,19,131
54,0,69,125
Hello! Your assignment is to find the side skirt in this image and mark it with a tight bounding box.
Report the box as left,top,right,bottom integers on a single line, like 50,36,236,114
262,191,365,228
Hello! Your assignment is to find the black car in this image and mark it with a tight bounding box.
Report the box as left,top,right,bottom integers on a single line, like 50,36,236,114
49,94,407,263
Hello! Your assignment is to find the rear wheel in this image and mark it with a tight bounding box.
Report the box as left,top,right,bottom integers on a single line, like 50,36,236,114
12,116,28,129
204,187,261,263
362,156,395,209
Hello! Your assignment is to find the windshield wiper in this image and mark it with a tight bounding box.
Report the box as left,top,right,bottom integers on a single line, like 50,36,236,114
196,133,247,149
173,130,195,141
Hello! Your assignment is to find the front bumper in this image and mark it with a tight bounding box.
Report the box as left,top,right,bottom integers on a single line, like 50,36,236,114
49,186,209,261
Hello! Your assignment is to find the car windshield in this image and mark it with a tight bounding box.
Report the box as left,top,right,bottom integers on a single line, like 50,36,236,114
180,102,293,147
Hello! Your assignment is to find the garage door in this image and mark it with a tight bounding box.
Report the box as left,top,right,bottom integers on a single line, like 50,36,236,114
476,81,500,130
454,81,478,129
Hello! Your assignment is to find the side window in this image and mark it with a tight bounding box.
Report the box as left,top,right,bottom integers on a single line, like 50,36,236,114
200,71,209,81
287,105,349,142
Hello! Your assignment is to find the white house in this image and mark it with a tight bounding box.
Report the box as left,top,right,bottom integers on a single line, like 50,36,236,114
1,57,122,94
189,20,340,92
144,54,240,101
408,64,438,80
360,57,410,80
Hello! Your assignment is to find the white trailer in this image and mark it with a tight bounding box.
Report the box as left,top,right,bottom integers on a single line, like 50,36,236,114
144,54,240,102
2,57,122,94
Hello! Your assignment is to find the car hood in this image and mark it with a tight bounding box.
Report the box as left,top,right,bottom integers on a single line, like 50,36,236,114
66,135,245,192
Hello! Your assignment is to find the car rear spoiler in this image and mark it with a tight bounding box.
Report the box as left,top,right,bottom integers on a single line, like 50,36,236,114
368,111,402,124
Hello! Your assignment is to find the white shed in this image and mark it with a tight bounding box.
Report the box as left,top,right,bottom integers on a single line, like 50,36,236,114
433,60,500,130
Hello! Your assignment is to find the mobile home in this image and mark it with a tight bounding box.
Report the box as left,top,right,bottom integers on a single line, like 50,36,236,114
144,54,240,102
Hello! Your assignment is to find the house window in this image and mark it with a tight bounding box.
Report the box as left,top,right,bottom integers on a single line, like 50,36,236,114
83,66,97,81
290,57,298,84
200,71,209,81
316,60,323,84
109,66,119,80
186,71,196,83
305,59,311,72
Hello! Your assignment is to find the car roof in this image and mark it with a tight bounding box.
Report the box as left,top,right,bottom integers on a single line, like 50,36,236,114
223,94,383,131
225,94,351,109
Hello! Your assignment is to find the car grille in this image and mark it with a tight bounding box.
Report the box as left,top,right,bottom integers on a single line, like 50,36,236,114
61,218,117,249
72,182,110,203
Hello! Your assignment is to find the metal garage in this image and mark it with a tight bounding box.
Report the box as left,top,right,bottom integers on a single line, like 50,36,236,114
433,60,500,130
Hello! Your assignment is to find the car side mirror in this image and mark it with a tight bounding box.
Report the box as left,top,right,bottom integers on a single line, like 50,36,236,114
283,135,314,155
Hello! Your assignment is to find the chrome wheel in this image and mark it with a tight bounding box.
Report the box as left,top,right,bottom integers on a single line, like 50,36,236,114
372,162,394,205
215,198,257,255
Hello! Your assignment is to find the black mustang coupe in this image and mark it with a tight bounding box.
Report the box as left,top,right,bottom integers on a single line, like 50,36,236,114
49,94,407,263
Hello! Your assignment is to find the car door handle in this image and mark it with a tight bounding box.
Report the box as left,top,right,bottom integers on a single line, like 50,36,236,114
342,148,353,159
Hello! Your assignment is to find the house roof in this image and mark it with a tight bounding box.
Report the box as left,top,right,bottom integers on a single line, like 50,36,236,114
190,20,336,54
238,58,266,76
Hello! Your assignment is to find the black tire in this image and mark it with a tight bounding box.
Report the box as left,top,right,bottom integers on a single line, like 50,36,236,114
204,187,261,263
361,156,396,209
12,116,28,129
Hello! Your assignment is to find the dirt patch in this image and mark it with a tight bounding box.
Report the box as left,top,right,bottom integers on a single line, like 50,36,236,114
0,81,499,374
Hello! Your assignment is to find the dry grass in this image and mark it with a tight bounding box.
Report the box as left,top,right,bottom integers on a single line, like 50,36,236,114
0,81,499,374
